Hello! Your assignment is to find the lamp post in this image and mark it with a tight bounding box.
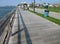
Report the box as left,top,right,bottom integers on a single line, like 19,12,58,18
33,0,35,13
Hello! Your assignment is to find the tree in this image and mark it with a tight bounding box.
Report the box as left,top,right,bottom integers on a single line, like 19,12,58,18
29,2,34,7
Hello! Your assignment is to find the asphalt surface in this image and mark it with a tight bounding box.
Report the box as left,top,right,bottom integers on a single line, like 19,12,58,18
8,7,60,44
30,8,60,19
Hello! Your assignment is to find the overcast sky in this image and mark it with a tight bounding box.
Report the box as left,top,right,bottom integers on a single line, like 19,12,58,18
0,0,60,6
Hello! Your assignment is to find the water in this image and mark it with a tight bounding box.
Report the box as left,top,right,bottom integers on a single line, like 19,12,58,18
0,6,15,19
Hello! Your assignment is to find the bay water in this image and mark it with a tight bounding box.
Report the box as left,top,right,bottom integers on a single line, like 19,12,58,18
0,6,15,20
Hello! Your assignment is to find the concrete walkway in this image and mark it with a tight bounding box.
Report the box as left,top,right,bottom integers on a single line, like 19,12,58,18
8,7,60,44
30,8,60,19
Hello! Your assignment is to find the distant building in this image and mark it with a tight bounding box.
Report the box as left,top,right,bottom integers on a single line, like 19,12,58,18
49,5,54,7
53,4,60,7
18,2,27,8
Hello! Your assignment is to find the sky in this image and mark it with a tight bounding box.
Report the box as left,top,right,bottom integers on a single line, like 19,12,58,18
0,0,60,6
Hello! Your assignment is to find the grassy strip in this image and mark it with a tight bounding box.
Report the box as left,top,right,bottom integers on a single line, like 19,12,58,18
29,10,60,25
48,7,60,13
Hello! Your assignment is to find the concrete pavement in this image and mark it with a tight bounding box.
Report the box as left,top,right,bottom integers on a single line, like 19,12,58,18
8,7,60,44
30,8,60,19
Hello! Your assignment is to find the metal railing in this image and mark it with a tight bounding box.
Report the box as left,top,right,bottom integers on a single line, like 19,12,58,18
0,8,16,44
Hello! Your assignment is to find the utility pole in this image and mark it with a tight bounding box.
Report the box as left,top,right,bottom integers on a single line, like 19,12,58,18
33,0,35,13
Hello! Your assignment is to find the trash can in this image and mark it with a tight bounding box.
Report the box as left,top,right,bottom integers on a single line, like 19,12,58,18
44,10,49,17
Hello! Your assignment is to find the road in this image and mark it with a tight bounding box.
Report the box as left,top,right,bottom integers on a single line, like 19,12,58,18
8,7,60,44
30,8,60,19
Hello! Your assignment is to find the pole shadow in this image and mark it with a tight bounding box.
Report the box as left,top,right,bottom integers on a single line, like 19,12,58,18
19,10,32,44
11,13,22,44
17,10,21,44
12,28,23,36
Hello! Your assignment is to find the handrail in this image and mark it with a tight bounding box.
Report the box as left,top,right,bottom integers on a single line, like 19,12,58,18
0,7,16,44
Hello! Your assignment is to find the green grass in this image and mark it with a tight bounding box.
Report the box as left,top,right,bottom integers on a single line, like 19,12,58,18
29,10,60,25
48,7,60,13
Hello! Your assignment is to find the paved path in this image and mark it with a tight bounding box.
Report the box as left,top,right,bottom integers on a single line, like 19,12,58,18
8,7,60,44
30,8,60,19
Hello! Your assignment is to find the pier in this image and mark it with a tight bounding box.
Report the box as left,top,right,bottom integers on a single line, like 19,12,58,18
0,6,60,44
